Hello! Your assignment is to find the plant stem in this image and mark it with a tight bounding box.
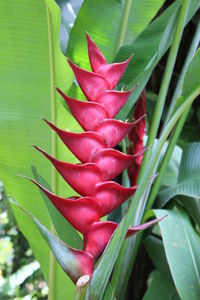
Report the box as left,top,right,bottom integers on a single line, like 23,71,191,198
139,0,189,180
111,1,190,295
163,21,200,129
46,5,57,300
146,21,200,212
121,139,131,215
115,0,132,55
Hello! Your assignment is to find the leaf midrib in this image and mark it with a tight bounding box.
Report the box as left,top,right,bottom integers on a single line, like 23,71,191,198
46,3,57,300
114,0,132,56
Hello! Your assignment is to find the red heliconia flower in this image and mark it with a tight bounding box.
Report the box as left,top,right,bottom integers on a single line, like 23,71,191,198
30,34,163,284
128,90,146,185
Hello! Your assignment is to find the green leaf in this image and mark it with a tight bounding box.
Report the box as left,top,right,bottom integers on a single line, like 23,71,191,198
160,145,182,187
67,0,165,67
144,235,180,299
182,45,200,99
181,196,200,228
144,235,170,274
158,142,200,207
0,0,81,298
154,207,200,300
143,270,180,300
174,48,200,113
116,0,200,119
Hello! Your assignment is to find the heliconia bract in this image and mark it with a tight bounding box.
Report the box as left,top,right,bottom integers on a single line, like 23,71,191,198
29,33,163,285
128,90,146,185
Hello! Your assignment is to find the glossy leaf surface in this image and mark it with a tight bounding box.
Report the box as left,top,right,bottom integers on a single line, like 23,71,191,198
154,207,200,300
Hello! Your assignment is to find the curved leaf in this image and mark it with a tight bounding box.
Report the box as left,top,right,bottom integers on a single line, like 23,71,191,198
158,143,200,207
154,207,200,300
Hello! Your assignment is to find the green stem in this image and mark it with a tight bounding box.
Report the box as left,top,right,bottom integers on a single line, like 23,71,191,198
139,0,189,180
121,139,131,215
75,289,82,300
163,21,200,129
46,5,57,300
146,22,200,212
111,2,190,295
146,108,189,212
115,0,132,55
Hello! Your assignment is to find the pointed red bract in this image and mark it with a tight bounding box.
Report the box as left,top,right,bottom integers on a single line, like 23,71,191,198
93,181,137,216
94,89,134,118
96,55,133,89
83,221,118,258
86,32,107,72
125,215,166,238
57,88,109,131
43,118,106,162
94,119,141,148
91,148,144,180
71,249,94,281
128,90,146,185
28,178,101,234
67,59,110,100
34,146,103,196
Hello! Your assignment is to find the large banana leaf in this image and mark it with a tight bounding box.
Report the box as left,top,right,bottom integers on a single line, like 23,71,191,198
0,0,82,299
67,0,165,67
154,207,200,300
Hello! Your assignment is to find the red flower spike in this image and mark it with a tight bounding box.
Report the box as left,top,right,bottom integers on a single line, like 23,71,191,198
91,148,144,180
28,178,101,234
96,55,133,89
43,118,106,163
92,181,137,216
34,146,103,196
94,118,143,148
93,89,134,118
86,32,107,72
28,34,165,283
67,58,110,100
57,88,109,131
